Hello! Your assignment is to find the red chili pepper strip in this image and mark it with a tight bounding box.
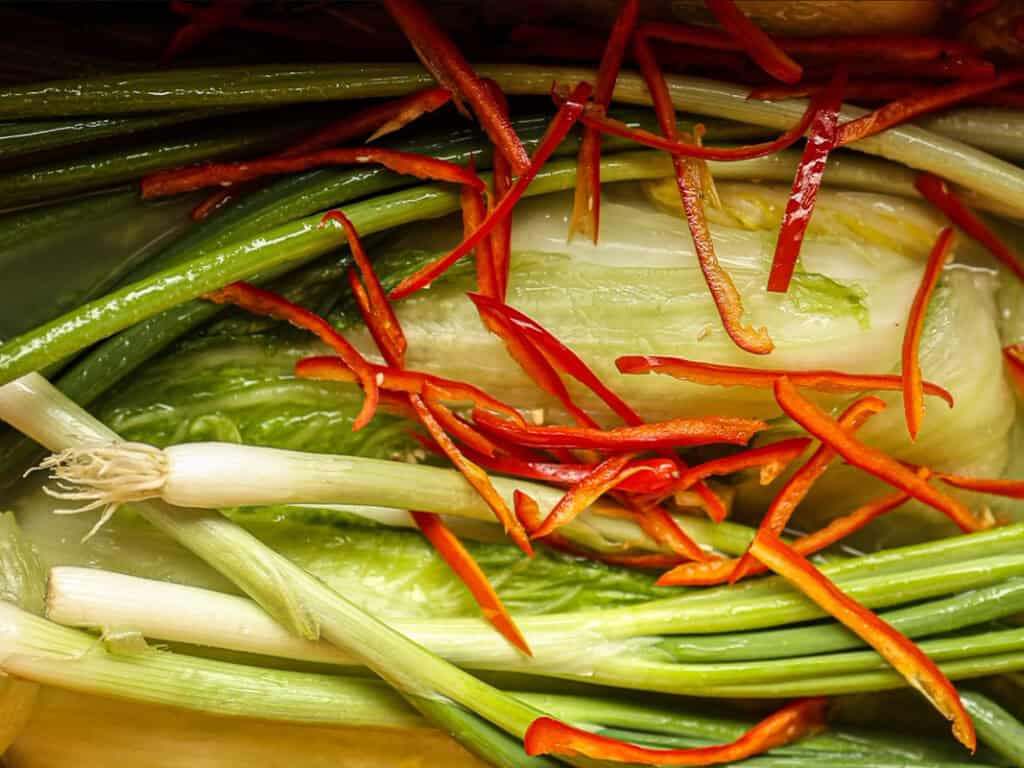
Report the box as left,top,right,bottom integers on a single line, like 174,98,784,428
382,0,530,175
141,147,483,200
750,531,975,752
903,227,953,441
320,210,407,368
677,438,813,490
773,377,982,532
480,80,513,302
525,696,828,764
1006,345,1024,395
389,82,594,301
421,399,501,459
705,0,802,84
295,355,525,425
960,0,1000,21
836,70,1024,146
207,283,378,430
633,34,773,355
767,66,846,293
568,0,639,244
163,0,251,63
616,355,955,407
460,162,499,300
915,173,1024,283
632,500,711,561
410,510,530,655
411,390,533,556
938,474,1024,499
472,408,766,452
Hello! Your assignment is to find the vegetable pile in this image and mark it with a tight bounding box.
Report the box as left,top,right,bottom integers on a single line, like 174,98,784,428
1,1,1024,766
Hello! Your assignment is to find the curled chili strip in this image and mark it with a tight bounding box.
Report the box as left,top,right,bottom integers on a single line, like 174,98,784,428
472,408,766,452
382,0,530,175
480,80,513,302
616,355,955,407
749,532,975,752
206,282,378,430
705,0,802,84
568,0,639,243
915,173,1024,283
1006,344,1024,395
767,65,846,293
460,159,499,299
773,377,982,532
389,82,594,301
141,147,483,199
163,0,251,63
524,697,829,764
677,438,812,490
902,227,953,440
938,474,1024,499
531,453,642,539
410,511,531,655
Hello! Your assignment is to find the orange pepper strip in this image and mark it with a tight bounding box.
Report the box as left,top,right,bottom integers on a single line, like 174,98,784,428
460,160,499,300
410,510,531,655
389,82,594,301
568,0,639,244
524,696,829,765
480,80,514,302
903,227,953,440
705,0,803,84
382,0,530,175
915,173,1024,283
937,473,1024,498
411,389,533,556
837,70,1024,146
1005,344,1024,395
206,282,378,431
616,355,955,407
295,355,525,425
749,531,976,752
141,147,483,199
773,377,982,532
731,396,885,582
320,210,407,368
633,32,773,355
472,408,767,452
677,438,812,490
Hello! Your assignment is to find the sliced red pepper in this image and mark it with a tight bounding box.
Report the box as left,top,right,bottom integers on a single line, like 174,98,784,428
705,0,802,84
163,0,251,63
836,70,1024,146
320,210,407,368
420,397,501,459
531,453,644,538
903,227,953,440
938,473,1024,498
388,82,594,301
767,65,846,293
960,0,1000,21
295,355,525,425
633,33,773,355
410,510,530,655
207,282,378,430
749,531,975,752
915,173,1024,283
480,80,514,302
382,0,530,175
472,408,766,452
141,147,483,199
1006,344,1024,395
568,0,639,244
773,377,982,532
410,390,532,556
525,697,828,764
460,159,499,300
616,355,954,407
627,497,711,561
676,438,810,488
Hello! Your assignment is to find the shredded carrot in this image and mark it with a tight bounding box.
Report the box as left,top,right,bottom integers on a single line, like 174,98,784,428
772,377,982,532
705,0,802,84
206,282,378,430
902,227,953,440
460,159,499,299
616,355,955,407
382,0,530,175
676,439,812,490
525,697,829,764
568,0,639,243
163,0,250,63
938,473,1024,498
480,80,514,302
750,531,976,752
141,147,483,199
410,511,530,655
389,82,594,301
1006,344,1024,395
767,65,846,293
915,173,1024,283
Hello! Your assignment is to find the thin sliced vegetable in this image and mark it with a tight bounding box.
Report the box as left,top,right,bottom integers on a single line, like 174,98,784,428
705,0,803,84
481,80,513,301
915,173,1024,282
749,531,975,752
772,377,982,532
524,697,828,764
460,163,499,299
1005,344,1024,395
616,356,955,406
206,282,378,430
410,511,531,656
419,401,501,459
938,474,1024,499
382,0,530,174
767,66,846,293
903,227,953,440
676,438,812,490
163,0,250,63
531,453,640,539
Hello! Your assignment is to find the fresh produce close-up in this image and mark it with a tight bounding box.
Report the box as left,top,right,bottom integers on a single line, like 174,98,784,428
2,0,1024,765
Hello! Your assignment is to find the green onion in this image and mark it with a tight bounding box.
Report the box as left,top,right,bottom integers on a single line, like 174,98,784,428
961,690,1024,767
